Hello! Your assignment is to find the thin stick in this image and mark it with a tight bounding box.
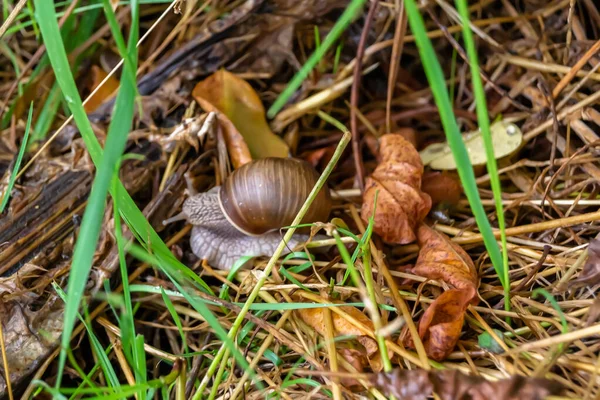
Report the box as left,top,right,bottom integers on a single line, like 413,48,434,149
0,322,13,400
192,126,351,398
553,38,600,98
323,306,343,400
350,0,378,192
523,85,600,142
452,209,600,245
0,0,27,39
386,0,407,133
506,323,600,354
563,0,576,65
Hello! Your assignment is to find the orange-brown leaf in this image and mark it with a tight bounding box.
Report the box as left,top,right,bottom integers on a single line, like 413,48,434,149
416,288,473,360
192,70,288,168
361,134,432,244
297,305,378,357
405,224,479,360
338,348,367,390
421,171,462,207
392,127,418,149
84,66,120,113
413,224,478,293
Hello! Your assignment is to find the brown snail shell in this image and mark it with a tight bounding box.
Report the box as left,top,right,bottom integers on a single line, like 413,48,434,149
218,157,332,236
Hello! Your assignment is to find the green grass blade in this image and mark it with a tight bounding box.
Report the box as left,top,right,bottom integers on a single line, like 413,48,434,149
455,0,510,304
34,0,259,391
54,283,121,390
33,0,140,386
160,287,190,356
133,335,147,400
532,288,568,352
403,0,506,289
0,101,32,212
532,288,568,334
266,0,367,117
126,244,259,386
112,175,139,374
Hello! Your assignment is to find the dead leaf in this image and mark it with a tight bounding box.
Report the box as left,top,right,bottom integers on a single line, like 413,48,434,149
337,348,367,390
192,70,289,167
393,127,418,149
405,224,479,360
84,66,120,113
297,304,378,358
419,120,523,170
370,369,432,400
421,171,462,207
371,369,564,400
413,289,472,360
361,134,432,244
569,238,600,289
412,225,478,293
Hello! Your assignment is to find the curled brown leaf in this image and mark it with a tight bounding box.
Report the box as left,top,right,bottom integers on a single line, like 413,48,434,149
405,224,479,360
412,224,478,292
337,348,367,390
371,368,564,400
361,134,432,244
421,171,462,207
413,289,473,360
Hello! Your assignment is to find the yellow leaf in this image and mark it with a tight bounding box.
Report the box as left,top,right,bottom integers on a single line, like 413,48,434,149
192,70,289,160
297,304,378,357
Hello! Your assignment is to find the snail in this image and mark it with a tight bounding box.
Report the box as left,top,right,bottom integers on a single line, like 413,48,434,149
166,157,332,270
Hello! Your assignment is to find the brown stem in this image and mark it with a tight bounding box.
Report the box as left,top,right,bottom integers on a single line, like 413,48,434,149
386,0,407,133
351,0,379,193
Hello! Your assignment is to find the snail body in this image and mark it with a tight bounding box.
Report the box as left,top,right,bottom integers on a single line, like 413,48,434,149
179,158,332,269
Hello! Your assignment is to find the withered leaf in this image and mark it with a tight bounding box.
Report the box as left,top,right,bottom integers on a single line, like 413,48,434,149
192,70,289,167
405,225,479,360
412,224,478,292
297,305,378,358
413,289,473,360
370,369,432,400
419,120,523,170
361,134,432,244
337,348,367,390
84,65,120,113
421,171,462,207
569,238,600,289
371,369,564,400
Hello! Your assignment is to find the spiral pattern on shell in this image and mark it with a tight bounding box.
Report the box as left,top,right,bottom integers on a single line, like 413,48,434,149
218,158,332,236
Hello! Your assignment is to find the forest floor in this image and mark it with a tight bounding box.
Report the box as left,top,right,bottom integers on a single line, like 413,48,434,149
1,0,600,399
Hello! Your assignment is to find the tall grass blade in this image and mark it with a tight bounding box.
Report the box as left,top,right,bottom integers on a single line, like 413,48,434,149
403,0,506,290
34,0,274,390
33,0,140,386
267,0,367,117
0,101,32,212
455,0,510,306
